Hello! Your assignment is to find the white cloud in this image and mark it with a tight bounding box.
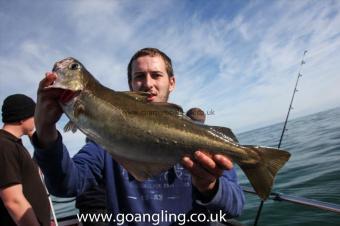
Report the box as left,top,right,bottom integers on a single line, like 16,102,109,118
1,0,340,144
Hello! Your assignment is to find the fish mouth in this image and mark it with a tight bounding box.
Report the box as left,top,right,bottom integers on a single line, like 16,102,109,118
46,81,81,104
59,89,81,104
45,73,83,104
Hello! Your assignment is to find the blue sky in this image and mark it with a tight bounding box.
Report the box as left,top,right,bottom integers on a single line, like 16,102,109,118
1,0,340,154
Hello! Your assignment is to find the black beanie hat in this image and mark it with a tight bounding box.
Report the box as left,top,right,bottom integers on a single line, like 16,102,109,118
2,94,36,123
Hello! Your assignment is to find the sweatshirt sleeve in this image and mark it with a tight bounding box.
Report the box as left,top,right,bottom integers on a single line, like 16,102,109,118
32,131,105,197
194,168,245,218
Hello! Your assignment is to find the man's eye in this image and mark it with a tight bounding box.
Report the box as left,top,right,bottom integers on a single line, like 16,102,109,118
152,73,162,78
133,74,144,80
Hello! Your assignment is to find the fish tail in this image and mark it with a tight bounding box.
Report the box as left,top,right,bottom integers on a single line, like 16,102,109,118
239,146,290,200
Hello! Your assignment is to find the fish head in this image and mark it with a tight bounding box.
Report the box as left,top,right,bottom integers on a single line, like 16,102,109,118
49,57,87,104
51,57,86,91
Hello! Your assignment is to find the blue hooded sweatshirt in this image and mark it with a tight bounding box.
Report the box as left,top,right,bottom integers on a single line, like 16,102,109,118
33,133,245,226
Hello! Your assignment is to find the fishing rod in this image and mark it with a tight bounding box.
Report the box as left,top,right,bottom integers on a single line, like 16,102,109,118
252,50,308,226
277,50,308,149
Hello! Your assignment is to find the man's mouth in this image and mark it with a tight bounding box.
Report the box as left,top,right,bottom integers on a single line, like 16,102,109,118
147,92,157,101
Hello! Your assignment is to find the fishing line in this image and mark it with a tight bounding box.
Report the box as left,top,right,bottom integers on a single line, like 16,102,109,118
253,50,308,226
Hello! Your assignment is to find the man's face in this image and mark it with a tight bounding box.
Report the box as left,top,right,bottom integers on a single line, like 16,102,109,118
130,55,175,103
21,116,35,136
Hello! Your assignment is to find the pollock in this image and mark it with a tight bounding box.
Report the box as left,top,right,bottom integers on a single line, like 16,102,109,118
49,57,291,200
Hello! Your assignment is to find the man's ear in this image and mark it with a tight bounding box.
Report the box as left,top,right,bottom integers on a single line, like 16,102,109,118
169,76,176,92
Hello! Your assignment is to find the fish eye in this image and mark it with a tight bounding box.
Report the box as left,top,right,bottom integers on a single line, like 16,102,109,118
69,63,80,70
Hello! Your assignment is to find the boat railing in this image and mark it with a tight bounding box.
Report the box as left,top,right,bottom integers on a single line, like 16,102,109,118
242,186,340,215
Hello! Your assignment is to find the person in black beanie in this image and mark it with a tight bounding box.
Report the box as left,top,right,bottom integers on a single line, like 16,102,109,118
0,94,50,226
2,94,36,125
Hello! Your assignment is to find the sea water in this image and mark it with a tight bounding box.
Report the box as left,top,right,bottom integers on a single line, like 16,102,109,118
236,107,340,226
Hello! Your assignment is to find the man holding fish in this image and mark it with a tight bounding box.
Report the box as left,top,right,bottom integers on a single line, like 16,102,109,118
32,48,247,225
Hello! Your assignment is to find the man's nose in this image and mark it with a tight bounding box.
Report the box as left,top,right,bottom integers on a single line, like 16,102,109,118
144,74,154,89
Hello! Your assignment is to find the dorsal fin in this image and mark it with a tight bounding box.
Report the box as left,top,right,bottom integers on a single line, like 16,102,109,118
209,126,239,143
119,91,150,102
148,102,184,115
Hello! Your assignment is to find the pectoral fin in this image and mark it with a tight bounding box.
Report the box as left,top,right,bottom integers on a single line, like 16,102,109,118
64,120,78,133
74,100,85,118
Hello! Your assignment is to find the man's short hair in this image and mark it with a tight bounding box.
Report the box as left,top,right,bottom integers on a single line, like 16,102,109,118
127,48,174,89
186,108,206,123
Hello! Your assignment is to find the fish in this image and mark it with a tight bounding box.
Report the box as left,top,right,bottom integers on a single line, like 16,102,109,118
48,57,291,200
